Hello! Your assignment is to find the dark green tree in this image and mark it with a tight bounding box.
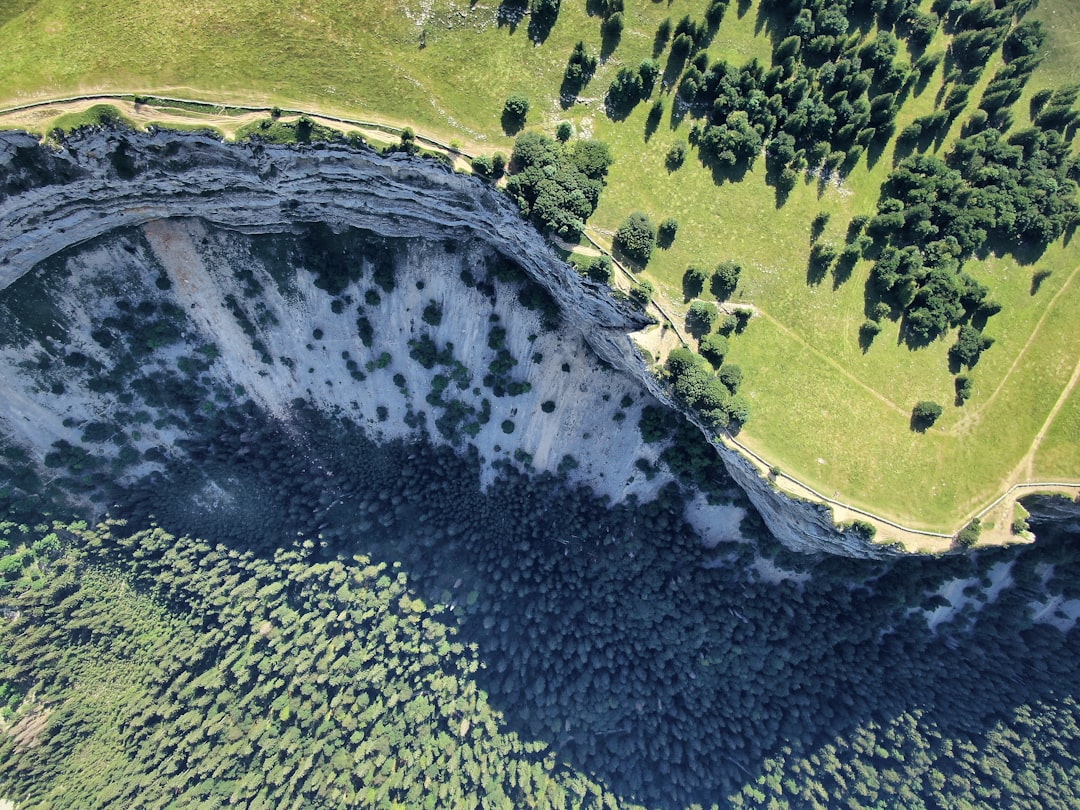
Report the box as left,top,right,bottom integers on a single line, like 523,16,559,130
711,260,742,300
911,400,943,431
614,212,657,265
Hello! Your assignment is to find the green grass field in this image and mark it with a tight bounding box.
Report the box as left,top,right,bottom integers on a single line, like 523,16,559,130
1,0,1077,533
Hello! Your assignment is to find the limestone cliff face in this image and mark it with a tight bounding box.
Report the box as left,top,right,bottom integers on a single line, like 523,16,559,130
0,127,889,557
1025,494,1080,535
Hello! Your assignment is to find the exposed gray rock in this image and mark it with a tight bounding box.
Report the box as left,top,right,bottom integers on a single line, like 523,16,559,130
0,127,892,557
1024,494,1080,535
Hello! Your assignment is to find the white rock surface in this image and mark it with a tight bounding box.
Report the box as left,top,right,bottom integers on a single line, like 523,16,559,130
0,127,896,556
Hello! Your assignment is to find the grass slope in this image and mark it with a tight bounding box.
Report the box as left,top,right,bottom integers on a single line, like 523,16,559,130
0,0,1077,533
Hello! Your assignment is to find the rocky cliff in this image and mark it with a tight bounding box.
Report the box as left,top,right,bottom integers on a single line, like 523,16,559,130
0,127,889,557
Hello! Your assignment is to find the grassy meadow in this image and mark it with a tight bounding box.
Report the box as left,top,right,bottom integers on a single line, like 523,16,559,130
1,0,1078,534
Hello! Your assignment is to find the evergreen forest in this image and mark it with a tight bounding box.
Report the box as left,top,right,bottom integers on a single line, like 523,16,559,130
2,406,1080,808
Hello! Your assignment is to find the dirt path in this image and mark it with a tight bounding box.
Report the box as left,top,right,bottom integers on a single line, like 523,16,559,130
0,95,499,162
0,97,267,137
1022,350,1080,479
951,261,1080,436
752,308,908,416
548,233,602,257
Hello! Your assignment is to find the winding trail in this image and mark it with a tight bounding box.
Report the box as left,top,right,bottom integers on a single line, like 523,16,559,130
951,260,1080,437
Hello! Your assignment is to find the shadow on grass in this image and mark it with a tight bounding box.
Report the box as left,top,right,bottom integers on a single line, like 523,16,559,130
496,0,527,32
644,102,664,141
832,251,858,288
858,322,879,353
501,109,526,136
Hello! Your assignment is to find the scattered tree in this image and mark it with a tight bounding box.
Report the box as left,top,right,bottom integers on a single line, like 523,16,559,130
683,265,710,298
687,301,720,337
955,374,973,405
699,333,729,367
711,260,741,300
666,141,688,170
615,212,657,264
950,325,994,368
956,518,981,548
502,94,530,132
911,400,943,431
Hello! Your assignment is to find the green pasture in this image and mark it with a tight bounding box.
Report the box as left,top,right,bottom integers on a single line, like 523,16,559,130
1,0,1078,532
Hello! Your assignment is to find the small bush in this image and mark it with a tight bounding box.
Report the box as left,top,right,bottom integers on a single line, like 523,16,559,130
956,518,981,548
422,301,442,327
666,141,688,170
629,280,654,308
584,255,613,284
846,520,877,540
471,154,494,176
658,218,679,248
683,265,710,298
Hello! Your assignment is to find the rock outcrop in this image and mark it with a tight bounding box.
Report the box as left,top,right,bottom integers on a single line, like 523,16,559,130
0,127,891,557
1025,493,1080,536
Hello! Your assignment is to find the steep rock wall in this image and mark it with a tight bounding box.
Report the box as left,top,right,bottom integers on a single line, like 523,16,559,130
0,127,886,556
1025,494,1080,535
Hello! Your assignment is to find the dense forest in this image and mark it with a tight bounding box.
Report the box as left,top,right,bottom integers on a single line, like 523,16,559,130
2,405,1080,808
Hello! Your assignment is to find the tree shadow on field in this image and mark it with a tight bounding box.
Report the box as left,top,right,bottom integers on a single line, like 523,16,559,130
644,103,664,141
527,0,559,42
1031,269,1053,295
865,124,894,170
832,251,858,288
600,26,622,61
501,109,526,136
497,0,527,32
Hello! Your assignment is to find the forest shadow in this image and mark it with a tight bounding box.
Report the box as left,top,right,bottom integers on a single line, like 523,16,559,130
112,403,1080,809
752,0,791,51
